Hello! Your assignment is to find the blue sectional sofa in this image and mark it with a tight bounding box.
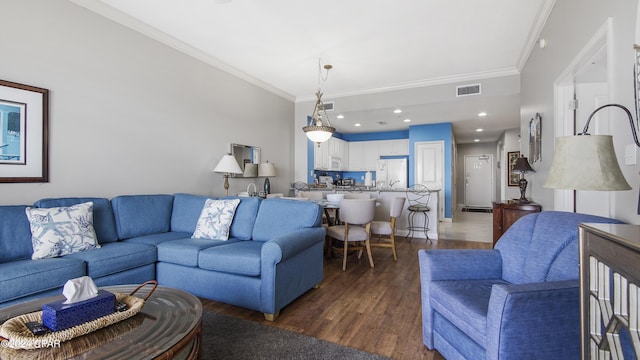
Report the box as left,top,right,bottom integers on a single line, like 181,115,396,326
0,194,325,320
418,211,622,360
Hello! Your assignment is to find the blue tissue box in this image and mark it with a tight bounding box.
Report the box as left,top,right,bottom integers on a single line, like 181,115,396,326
42,290,115,331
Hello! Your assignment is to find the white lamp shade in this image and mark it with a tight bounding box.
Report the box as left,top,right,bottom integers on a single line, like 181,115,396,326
544,135,631,191
213,154,242,174
258,162,276,177
243,163,258,177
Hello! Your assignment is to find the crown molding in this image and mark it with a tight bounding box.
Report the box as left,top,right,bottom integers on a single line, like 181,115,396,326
517,0,558,71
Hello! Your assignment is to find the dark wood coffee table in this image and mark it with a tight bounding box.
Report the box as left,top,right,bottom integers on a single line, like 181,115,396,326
0,285,202,359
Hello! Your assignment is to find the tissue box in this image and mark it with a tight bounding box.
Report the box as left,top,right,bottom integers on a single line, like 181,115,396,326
42,290,115,331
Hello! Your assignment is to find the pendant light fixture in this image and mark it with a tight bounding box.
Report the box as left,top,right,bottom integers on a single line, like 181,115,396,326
303,60,335,147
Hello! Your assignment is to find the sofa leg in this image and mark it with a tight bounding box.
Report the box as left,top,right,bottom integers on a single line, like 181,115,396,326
313,283,321,289
264,311,280,321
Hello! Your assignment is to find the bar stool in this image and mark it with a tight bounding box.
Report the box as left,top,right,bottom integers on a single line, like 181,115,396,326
406,184,431,241
370,197,406,261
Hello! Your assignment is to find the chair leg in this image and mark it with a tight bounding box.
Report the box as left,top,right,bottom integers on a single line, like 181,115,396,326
342,237,349,271
364,239,374,268
390,233,398,261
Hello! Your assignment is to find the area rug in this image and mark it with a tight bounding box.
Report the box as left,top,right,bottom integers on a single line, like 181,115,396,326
201,311,391,360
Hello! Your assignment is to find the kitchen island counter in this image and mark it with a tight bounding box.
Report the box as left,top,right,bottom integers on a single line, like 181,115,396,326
294,187,439,239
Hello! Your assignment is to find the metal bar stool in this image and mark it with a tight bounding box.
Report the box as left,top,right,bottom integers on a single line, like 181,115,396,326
406,184,432,241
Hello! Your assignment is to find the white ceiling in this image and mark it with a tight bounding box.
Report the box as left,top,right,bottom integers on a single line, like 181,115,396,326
71,0,555,143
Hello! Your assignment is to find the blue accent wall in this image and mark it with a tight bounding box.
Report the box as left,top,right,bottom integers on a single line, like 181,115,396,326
408,123,452,218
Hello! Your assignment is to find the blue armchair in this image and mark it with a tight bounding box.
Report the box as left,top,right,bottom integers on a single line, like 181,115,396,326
418,211,622,360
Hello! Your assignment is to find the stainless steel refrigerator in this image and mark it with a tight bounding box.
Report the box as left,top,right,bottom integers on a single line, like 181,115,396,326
376,158,408,188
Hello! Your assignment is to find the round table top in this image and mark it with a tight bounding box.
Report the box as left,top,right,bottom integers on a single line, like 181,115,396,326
0,285,202,360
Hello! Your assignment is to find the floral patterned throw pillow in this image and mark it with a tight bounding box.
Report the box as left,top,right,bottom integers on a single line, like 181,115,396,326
192,199,241,240
25,202,100,260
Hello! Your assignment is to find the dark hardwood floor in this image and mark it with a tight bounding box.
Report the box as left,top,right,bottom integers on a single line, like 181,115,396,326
201,237,491,359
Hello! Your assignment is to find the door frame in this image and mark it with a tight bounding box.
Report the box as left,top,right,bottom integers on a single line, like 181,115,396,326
553,18,612,213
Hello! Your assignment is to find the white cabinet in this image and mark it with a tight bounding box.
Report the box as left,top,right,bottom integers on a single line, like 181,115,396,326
314,137,348,170
348,142,365,170
347,139,409,171
379,139,409,156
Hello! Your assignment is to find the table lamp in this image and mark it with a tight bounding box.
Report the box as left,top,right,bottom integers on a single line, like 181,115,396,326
258,161,276,195
213,153,242,196
512,155,535,203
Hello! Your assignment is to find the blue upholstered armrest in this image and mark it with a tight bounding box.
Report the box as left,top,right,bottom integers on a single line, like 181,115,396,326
418,249,503,281
485,280,580,360
261,227,326,264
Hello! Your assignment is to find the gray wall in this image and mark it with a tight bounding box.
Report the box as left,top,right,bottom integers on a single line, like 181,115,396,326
521,0,640,223
0,0,294,205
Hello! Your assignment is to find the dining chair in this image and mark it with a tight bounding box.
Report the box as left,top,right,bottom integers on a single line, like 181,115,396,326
370,197,406,261
406,184,431,241
326,198,376,271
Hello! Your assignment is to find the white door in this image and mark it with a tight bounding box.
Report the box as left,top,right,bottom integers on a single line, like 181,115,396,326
415,141,444,220
464,155,494,208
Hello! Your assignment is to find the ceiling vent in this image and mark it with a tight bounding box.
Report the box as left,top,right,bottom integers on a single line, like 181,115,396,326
318,101,334,111
456,84,481,97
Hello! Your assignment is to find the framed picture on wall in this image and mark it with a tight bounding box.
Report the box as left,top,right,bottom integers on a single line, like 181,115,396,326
507,151,520,186
0,79,49,183
529,113,542,163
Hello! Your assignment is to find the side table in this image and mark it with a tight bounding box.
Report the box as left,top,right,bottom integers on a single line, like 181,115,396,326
492,200,541,247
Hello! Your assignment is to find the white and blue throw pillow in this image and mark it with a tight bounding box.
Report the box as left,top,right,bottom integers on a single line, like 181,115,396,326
25,201,100,260
192,199,241,240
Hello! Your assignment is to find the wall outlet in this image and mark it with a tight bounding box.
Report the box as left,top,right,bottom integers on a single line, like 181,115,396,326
625,144,637,165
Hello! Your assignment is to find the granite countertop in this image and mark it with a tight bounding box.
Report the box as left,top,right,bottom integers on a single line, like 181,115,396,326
298,185,440,192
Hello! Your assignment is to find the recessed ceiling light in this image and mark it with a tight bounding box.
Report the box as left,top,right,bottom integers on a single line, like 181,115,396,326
403,118,411,123
476,128,483,132
478,112,487,117
474,139,480,142
354,123,361,127
337,114,344,119
393,109,402,114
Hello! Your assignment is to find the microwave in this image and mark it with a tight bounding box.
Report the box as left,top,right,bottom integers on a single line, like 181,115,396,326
330,156,341,170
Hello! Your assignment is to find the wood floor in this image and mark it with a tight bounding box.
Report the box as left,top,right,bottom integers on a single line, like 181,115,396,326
201,236,491,359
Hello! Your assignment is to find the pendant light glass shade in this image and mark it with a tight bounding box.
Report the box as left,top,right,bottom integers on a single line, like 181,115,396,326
303,90,335,146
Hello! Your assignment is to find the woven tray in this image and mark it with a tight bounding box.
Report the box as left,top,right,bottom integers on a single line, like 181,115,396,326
0,281,157,350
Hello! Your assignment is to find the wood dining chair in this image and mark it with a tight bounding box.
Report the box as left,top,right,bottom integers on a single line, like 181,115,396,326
370,197,406,261
326,198,376,271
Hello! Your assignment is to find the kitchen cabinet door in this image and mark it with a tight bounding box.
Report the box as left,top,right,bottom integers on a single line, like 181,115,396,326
348,142,365,170
362,142,379,170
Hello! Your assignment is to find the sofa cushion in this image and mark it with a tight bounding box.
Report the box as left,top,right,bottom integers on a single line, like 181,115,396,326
111,194,174,239
34,197,119,243
430,279,510,348
62,242,156,278
221,196,261,240
123,231,192,246
0,205,33,263
198,241,263,276
192,198,240,240
251,199,322,241
0,258,86,303
157,238,240,267
171,193,216,233
26,202,101,260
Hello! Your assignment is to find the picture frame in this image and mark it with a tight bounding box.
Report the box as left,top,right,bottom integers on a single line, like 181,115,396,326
529,113,542,163
507,151,520,186
0,80,49,183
